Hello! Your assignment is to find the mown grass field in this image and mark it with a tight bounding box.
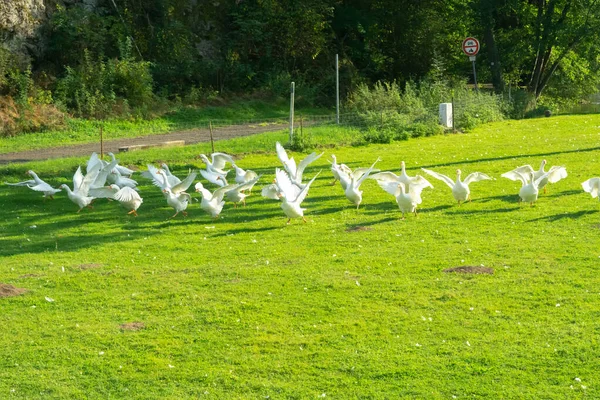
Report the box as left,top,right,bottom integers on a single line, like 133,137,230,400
1,115,599,398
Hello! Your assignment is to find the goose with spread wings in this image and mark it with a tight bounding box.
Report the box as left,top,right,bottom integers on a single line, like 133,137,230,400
370,161,433,203
343,158,381,209
275,168,320,224
582,177,600,201
224,175,261,207
421,168,492,205
89,184,143,216
60,164,101,212
276,142,323,189
501,169,549,206
200,152,235,176
194,182,234,218
378,179,433,219
5,170,61,199
501,160,567,194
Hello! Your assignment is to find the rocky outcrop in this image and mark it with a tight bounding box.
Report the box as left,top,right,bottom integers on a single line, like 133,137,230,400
0,0,51,55
0,0,97,59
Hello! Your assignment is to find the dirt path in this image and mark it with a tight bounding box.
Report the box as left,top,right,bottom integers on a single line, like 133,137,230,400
0,122,288,164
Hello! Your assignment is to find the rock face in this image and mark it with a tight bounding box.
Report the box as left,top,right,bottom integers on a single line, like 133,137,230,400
0,0,51,55
0,0,97,58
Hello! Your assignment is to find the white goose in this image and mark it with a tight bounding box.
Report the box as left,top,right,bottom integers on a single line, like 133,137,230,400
276,168,320,224
329,155,353,185
90,160,118,190
114,186,143,216
502,170,549,206
232,163,258,185
163,188,192,218
5,170,61,199
224,175,261,207
200,152,235,176
377,178,433,219
502,160,567,193
107,152,135,177
275,142,323,189
370,161,433,202
344,158,380,209
109,169,138,189
200,169,228,187
194,182,234,218
421,168,492,205
60,165,101,212
582,178,600,201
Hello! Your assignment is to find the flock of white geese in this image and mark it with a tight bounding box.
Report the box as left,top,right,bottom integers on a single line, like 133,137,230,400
5,142,600,222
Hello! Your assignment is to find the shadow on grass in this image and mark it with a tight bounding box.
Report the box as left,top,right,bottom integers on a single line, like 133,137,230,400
527,210,598,222
416,146,600,170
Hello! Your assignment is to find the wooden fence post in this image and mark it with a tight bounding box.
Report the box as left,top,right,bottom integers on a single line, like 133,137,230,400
209,121,215,154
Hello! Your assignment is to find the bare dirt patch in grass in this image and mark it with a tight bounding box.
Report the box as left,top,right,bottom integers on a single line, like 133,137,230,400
19,274,42,278
0,283,27,298
443,266,494,275
120,322,145,331
346,225,372,232
78,263,104,270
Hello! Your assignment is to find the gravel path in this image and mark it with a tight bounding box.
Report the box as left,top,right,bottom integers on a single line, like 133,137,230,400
0,122,289,164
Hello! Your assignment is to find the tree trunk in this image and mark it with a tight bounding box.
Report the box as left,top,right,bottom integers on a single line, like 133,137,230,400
483,15,504,93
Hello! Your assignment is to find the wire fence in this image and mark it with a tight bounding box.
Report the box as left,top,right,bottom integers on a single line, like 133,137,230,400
0,99,500,163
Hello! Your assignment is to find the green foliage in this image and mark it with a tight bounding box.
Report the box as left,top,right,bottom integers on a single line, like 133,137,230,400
289,128,316,152
55,44,153,118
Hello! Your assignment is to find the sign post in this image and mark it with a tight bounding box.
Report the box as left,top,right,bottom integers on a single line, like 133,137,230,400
462,37,480,92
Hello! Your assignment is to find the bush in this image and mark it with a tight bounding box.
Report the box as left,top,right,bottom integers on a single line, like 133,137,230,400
289,128,315,152
56,40,154,118
346,78,507,134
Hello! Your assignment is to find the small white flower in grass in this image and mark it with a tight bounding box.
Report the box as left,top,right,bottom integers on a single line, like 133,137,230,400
321,393,326,398
29,225,37,229
467,249,472,252
556,303,561,307
45,296,54,302
119,365,122,369
252,239,257,243
466,341,471,347
428,317,432,321
265,260,270,265
469,307,474,311
26,238,30,242
99,351,104,355
30,305,36,308
461,259,465,263
575,378,581,382
168,364,174,368
582,386,587,390
421,316,426,321
332,254,337,257
61,266,65,273
415,343,422,347
355,281,360,286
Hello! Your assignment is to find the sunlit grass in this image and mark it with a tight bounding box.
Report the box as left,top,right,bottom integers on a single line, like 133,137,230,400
1,115,599,398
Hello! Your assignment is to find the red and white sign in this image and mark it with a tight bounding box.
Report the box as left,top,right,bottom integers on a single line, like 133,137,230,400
462,37,480,56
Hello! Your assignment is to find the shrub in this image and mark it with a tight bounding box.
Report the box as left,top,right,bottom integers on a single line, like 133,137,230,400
56,41,154,118
289,128,315,152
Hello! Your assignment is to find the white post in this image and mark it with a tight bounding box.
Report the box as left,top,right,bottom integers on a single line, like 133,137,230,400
289,81,295,142
335,54,340,124
439,103,453,128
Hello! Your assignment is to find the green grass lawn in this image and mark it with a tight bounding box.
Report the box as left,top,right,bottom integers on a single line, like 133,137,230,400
0,100,328,154
1,115,599,398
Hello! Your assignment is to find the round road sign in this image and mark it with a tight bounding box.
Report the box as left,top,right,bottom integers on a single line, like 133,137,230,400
462,37,480,56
